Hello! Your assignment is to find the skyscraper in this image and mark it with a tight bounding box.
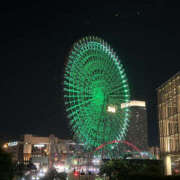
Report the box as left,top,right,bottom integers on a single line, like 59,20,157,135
121,100,148,151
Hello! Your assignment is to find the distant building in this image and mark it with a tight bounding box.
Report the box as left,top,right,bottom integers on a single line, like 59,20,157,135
121,100,148,151
157,72,180,175
23,134,50,169
1,133,84,171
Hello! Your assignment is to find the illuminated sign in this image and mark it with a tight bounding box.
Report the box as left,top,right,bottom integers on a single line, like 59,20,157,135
121,101,146,109
8,141,18,147
34,144,45,148
107,106,116,113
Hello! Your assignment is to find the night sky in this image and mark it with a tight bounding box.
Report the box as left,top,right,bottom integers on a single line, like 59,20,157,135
0,1,180,146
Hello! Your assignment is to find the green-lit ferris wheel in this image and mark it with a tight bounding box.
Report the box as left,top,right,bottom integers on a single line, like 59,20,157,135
64,36,130,150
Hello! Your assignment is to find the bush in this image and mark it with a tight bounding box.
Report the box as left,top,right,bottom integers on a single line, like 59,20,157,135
100,159,163,180
0,147,14,180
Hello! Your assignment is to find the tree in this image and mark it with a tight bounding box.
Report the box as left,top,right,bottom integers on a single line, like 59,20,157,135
100,160,118,180
100,159,163,179
56,172,67,180
0,147,14,180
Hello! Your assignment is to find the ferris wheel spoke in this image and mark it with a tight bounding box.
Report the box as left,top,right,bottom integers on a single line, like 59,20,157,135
107,96,128,102
64,94,93,99
108,93,130,98
66,97,97,111
64,36,130,151
66,71,91,87
108,86,128,95
64,81,82,92
66,62,93,82
65,78,91,94
64,80,92,96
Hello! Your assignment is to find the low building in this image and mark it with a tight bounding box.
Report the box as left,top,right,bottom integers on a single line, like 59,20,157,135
1,133,85,171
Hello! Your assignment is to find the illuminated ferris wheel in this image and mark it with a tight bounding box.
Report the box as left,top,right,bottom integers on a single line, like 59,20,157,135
64,36,130,150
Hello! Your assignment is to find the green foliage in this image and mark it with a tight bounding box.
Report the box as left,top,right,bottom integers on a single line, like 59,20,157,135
100,159,163,179
56,172,67,180
0,147,14,180
100,160,114,178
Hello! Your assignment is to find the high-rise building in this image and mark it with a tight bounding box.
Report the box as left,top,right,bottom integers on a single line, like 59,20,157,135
121,100,148,151
157,72,180,175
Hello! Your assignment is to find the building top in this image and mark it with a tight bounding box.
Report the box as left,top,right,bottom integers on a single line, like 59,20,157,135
157,71,180,90
121,100,146,109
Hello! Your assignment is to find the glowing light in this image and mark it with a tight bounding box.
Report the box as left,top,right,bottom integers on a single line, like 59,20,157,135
73,160,78,165
121,100,145,109
165,155,172,175
32,176,39,180
92,158,101,165
74,171,79,176
42,167,48,173
34,144,45,148
3,143,8,149
64,36,130,150
38,172,45,177
95,140,141,152
107,106,116,113
8,141,18,147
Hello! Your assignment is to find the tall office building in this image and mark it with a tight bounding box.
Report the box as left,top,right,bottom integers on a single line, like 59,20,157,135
121,100,148,151
157,72,180,175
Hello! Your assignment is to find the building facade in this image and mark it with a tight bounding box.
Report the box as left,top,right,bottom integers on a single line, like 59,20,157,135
1,134,84,171
157,72,180,175
121,100,149,151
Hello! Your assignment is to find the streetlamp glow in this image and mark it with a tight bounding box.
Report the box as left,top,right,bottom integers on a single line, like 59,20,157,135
3,143,8,149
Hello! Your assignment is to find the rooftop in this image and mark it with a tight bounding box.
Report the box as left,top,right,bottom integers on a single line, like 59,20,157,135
121,100,146,108
157,71,180,90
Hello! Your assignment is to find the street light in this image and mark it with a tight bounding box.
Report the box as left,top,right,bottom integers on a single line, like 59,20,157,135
3,143,8,149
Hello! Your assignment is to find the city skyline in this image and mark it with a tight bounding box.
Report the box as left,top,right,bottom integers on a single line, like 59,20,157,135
0,1,180,147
